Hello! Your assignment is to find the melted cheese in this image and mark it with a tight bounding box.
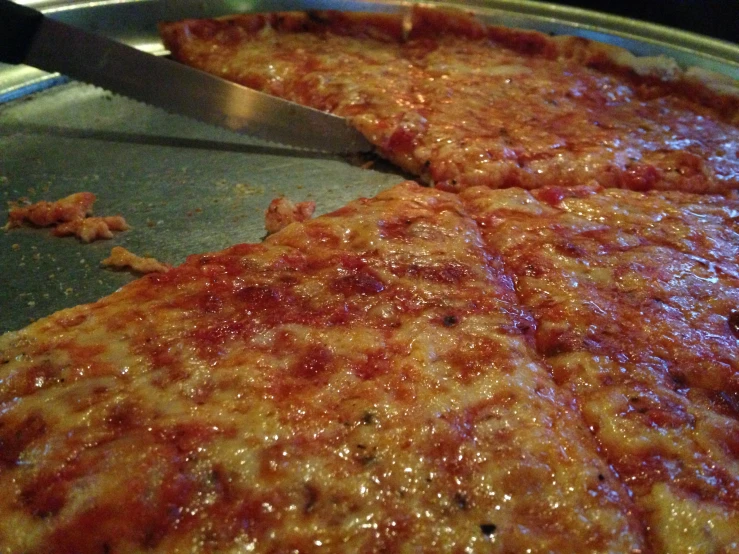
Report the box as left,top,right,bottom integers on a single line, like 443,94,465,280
460,184,739,553
0,182,643,552
644,484,739,554
159,7,739,193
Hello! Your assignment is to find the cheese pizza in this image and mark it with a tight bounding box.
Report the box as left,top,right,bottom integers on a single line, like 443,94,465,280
3,180,739,552
460,184,739,553
159,7,739,193
1,182,644,553
2,5,739,554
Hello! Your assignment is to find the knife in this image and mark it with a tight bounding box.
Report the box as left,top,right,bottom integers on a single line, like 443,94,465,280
0,0,373,153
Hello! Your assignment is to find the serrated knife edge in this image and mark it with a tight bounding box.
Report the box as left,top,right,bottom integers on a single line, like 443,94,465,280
1,1,373,153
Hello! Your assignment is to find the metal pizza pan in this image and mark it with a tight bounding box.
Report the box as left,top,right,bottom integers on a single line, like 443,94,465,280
0,0,737,333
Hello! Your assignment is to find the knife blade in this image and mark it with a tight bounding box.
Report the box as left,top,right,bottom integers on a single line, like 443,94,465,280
0,0,373,153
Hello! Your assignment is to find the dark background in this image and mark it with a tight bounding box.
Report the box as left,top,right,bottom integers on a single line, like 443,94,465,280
543,0,737,43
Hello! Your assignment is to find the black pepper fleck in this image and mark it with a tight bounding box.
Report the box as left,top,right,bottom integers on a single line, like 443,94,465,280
729,310,739,339
442,315,458,327
303,484,319,514
480,523,497,537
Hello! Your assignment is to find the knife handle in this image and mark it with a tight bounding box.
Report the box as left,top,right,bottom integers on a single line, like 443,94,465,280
0,0,44,64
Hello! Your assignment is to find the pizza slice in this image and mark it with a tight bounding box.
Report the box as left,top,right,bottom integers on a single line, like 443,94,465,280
460,184,739,552
0,182,643,552
159,7,739,194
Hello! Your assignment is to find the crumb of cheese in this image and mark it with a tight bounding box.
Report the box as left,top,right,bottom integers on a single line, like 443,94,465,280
101,246,171,274
264,196,316,235
4,192,129,242
53,216,130,243
6,192,96,228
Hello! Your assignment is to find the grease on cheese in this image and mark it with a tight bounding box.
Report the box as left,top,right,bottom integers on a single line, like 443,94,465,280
0,182,643,553
160,7,739,193
644,483,739,554
3,181,739,552
460,184,739,553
